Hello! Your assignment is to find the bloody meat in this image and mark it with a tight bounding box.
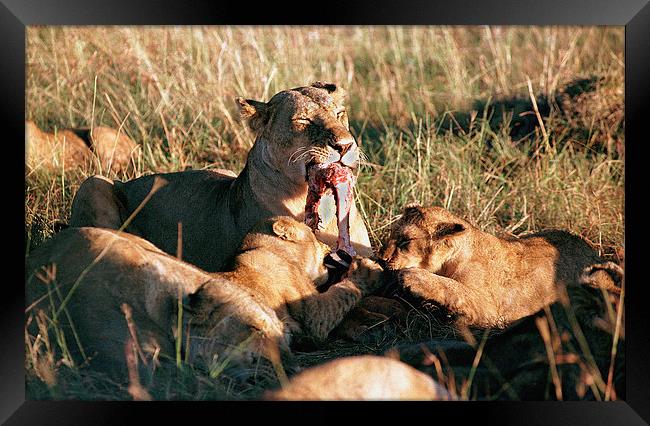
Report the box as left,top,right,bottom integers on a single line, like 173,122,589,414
305,162,356,257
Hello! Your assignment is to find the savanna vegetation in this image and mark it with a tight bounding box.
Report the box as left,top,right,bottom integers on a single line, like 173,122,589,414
25,26,624,401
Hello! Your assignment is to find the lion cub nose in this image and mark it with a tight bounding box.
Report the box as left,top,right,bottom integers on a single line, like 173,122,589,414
380,242,396,263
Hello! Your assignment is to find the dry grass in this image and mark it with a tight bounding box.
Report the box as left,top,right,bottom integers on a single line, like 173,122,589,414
25,25,624,400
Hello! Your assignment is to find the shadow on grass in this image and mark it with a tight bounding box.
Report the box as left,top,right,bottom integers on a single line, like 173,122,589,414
351,76,623,161
392,283,624,400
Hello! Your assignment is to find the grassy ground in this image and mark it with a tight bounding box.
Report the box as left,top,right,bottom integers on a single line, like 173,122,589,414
25,26,624,400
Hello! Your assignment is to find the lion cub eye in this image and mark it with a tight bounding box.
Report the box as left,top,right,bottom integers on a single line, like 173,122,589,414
397,238,412,249
336,110,346,120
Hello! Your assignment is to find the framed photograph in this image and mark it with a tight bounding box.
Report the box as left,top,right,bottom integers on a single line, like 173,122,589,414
7,0,649,423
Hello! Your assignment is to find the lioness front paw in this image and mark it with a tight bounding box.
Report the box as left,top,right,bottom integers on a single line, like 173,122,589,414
347,256,384,294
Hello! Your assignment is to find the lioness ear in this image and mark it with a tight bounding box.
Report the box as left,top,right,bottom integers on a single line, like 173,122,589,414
436,222,466,238
311,81,338,93
311,81,347,100
271,217,305,242
235,97,269,133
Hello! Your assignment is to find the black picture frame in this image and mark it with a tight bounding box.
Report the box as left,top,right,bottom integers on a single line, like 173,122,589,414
6,0,649,423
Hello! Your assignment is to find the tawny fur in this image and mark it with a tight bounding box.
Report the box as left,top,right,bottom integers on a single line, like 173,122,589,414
68,82,372,272
381,205,623,328
26,121,139,174
332,295,406,342
264,355,452,400
25,216,382,378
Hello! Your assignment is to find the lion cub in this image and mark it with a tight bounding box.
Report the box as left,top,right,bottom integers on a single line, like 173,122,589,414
26,216,382,378
381,204,623,328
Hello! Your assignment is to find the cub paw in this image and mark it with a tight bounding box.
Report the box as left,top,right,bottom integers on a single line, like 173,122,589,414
348,257,384,294
397,268,433,299
333,307,389,343
358,296,406,318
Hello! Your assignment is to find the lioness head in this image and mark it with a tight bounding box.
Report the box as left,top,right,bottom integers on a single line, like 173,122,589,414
242,216,331,286
381,204,469,272
236,82,359,186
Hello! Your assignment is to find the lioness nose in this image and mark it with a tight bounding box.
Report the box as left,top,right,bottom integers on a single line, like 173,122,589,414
332,137,355,156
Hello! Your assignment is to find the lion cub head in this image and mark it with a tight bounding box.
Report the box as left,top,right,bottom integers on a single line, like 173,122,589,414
241,216,331,286
186,216,331,374
381,204,470,272
236,82,360,185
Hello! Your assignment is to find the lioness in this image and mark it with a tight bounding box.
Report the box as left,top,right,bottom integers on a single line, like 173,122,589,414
69,82,372,272
26,216,382,378
381,204,623,328
264,355,452,401
26,121,139,174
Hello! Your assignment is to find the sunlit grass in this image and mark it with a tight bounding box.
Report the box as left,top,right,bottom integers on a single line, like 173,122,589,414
25,25,624,401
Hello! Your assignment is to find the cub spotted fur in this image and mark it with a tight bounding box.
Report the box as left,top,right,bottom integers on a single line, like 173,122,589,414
381,204,623,328
26,216,382,378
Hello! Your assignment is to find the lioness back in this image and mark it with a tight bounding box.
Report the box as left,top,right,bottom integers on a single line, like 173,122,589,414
264,355,452,400
116,169,246,270
26,121,139,174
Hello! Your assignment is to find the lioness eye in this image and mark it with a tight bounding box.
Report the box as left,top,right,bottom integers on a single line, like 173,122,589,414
336,110,346,120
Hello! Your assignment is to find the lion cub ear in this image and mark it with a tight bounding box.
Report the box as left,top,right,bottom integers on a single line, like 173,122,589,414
235,97,269,133
271,217,305,242
187,284,210,323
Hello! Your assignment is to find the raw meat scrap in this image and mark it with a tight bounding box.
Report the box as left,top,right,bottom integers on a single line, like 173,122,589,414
305,162,356,256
